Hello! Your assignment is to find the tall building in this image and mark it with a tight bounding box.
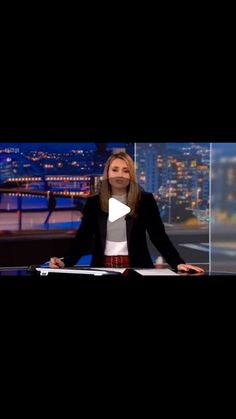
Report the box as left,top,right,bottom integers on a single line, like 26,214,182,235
136,143,167,193
136,142,210,222
212,156,236,214
0,155,12,183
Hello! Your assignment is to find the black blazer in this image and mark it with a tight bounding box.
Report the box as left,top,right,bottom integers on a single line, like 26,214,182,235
64,191,186,269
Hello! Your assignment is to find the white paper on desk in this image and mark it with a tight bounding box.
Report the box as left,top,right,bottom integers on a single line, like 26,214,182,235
93,267,127,274
90,267,179,275
134,268,179,276
36,267,112,276
36,267,179,276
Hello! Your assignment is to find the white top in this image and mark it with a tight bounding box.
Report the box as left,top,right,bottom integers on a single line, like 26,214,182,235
104,194,129,256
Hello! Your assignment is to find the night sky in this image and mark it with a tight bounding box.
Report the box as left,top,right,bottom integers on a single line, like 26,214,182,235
0,143,134,152
1,142,235,156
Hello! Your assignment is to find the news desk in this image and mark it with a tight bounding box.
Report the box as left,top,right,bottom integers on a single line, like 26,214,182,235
0,265,207,276
0,264,235,289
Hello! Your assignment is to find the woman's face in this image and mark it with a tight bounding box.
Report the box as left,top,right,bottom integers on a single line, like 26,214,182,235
108,158,130,193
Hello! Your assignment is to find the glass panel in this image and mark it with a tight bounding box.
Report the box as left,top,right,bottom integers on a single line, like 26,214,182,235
0,142,134,232
135,142,210,267
211,143,236,273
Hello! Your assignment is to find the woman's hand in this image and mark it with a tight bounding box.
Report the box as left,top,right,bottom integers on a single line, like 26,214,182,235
177,263,205,273
49,257,65,269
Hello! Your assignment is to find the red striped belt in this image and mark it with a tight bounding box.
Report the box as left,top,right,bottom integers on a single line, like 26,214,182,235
103,255,130,268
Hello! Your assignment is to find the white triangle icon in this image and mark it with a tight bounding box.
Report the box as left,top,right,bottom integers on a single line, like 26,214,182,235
108,197,131,222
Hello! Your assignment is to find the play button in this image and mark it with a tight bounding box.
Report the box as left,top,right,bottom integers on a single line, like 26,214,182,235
108,197,131,222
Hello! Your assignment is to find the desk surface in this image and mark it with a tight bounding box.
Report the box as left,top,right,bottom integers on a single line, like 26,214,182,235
35,266,180,276
0,266,236,290
0,265,235,278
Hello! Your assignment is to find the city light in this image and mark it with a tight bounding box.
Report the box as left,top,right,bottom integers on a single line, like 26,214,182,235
0,142,209,232
135,142,209,224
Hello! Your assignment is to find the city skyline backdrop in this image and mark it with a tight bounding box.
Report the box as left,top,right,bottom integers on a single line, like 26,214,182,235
1,141,236,271
0,141,210,231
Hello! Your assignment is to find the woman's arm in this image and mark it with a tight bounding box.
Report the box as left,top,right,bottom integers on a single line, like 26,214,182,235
145,194,204,272
145,193,186,269
48,196,97,268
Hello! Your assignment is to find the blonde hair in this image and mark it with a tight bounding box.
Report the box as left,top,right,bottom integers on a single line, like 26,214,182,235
99,152,141,217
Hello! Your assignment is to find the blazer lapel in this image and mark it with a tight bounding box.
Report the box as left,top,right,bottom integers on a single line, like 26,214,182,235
126,215,134,249
98,210,108,252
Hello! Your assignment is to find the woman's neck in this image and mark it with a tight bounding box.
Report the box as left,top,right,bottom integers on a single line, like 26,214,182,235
111,188,127,196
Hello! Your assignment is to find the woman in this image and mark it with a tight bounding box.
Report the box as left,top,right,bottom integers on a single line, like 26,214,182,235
49,152,204,273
